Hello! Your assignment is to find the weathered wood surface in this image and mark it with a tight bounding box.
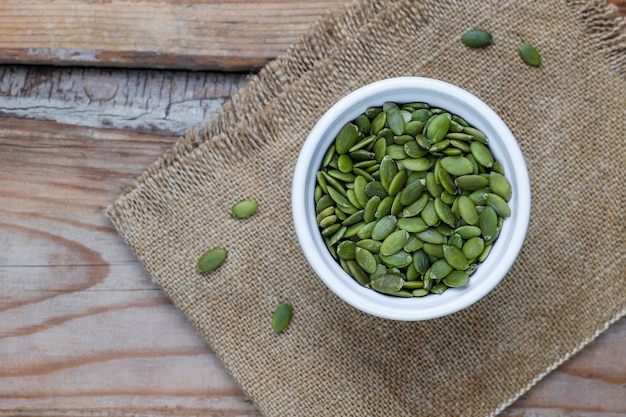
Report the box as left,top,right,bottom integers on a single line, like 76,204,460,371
0,0,347,71
1,1,626,416
0,0,622,71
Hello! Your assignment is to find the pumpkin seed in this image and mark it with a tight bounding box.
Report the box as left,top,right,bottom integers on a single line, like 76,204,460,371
370,274,405,294
272,302,293,333
443,245,469,270
231,200,259,219
355,247,378,274
457,195,479,225
462,236,485,260
426,113,451,143
380,229,409,256
371,215,397,241
335,123,359,154
489,171,512,201
198,248,227,273
443,270,470,287
461,29,493,48
519,43,541,66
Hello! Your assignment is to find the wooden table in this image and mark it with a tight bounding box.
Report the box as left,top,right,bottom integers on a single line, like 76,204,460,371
1,2,625,416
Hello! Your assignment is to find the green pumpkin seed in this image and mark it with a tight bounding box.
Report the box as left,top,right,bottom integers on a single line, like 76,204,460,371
335,123,359,154
337,154,354,173
354,114,371,134
443,245,469,270
415,228,446,244
430,259,453,279
319,214,338,228
412,249,431,274
365,181,387,199
316,206,335,224
230,199,259,219
400,177,426,206
470,141,494,168
455,174,490,190
423,242,444,259
479,206,498,240
426,113,451,143
388,169,408,196
379,251,413,268
373,137,387,162
386,107,405,135
355,247,378,274
374,195,394,219
457,195,479,225
421,199,440,226
434,197,456,227
412,288,430,297
404,234,424,252
455,225,483,239
379,156,397,192
430,283,448,294
380,230,409,256
462,236,485,260
363,195,381,223
448,233,464,250
461,29,493,48
443,270,470,287
440,156,475,176
337,240,357,260
346,260,371,286
356,239,382,253
198,248,227,273
357,221,376,240
402,193,429,218
519,43,541,67
272,302,293,333
371,215,397,241
403,280,424,290
371,111,387,135
485,192,511,217
489,171,512,201
397,217,429,233
370,273,405,294
463,126,488,144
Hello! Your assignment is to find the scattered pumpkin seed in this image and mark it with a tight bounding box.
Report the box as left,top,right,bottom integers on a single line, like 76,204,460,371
272,302,293,333
230,200,259,219
519,43,541,67
461,29,493,48
197,248,227,273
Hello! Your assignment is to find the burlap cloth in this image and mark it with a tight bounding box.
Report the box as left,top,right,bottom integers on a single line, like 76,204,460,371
107,0,626,415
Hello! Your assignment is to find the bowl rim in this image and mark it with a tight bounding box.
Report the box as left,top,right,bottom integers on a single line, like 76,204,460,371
292,77,531,321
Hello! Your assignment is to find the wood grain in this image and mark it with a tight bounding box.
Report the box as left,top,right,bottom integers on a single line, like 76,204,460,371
0,65,248,136
0,0,623,71
0,0,347,71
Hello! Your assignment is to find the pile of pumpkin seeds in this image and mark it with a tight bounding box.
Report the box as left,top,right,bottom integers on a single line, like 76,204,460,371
314,102,512,297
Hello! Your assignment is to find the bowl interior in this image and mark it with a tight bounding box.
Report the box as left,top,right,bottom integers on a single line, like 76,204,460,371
292,77,530,321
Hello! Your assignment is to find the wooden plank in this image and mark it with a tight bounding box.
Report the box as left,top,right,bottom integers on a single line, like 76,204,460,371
0,0,348,71
0,117,624,416
0,1,623,71
0,65,248,137
0,118,257,416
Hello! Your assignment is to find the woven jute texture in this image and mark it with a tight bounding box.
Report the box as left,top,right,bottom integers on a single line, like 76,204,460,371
107,0,626,416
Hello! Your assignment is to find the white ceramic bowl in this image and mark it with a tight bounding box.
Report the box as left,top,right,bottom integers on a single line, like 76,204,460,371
292,77,530,321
